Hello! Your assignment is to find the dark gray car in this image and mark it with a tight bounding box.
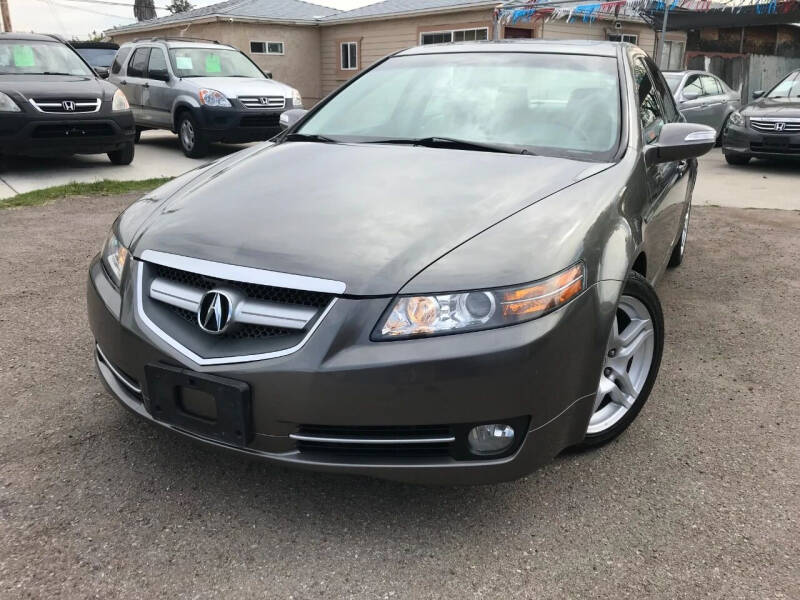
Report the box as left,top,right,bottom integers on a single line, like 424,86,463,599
87,41,714,484
664,70,741,137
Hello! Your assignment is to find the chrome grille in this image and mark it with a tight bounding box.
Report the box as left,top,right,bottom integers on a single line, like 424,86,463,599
29,98,101,113
292,425,455,458
239,95,286,109
750,118,800,133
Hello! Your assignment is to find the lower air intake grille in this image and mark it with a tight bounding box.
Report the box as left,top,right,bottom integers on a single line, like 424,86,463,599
292,425,454,459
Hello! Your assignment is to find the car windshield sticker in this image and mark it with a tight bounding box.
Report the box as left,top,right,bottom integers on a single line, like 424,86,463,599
175,56,193,70
205,53,221,73
13,46,36,68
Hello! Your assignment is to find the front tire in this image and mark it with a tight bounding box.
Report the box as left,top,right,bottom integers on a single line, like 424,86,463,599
107,142,135,165
577,272,664,448
178,113,208,158
725,153,750,166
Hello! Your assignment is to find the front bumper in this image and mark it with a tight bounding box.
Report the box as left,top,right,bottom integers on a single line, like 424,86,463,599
0,109,135,156
87,256,618,484
189,102,290,143
722,123,800,158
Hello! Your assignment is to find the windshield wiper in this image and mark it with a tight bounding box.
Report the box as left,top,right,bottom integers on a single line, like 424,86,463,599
366,136,532,155
284,132,339,144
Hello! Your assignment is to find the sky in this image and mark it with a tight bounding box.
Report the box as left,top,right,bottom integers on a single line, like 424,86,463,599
5,0,374,39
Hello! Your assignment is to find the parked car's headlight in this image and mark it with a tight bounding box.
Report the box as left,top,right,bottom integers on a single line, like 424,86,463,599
729,111,744,127
374,263,584,340
198,88,231,107
291,88,303,107
111,89,130,111
102,232,129,287
0,91,20,112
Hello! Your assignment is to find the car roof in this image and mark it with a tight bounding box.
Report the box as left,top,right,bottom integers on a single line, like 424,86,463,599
70,41,119,49
397,39,622,58
0,32,65,43
663,70,716,77
123,38,234,51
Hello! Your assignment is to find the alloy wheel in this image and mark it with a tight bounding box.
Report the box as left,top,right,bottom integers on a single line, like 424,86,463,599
588,295,655,435
180,119,195,151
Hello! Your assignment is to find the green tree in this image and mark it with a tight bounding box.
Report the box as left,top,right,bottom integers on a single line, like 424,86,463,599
166,0,194,14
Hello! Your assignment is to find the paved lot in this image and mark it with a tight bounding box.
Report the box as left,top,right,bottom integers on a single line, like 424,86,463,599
0,186,798,597
0,131,254,199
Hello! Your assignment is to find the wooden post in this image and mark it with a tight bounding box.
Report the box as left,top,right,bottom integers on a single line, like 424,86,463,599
0,0,12,33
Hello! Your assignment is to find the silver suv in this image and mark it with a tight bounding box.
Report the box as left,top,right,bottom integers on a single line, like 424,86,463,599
109,38,302,157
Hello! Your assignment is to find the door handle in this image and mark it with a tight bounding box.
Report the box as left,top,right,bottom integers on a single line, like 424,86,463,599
677,160,689,176
120,79,127,85
143,82,150,88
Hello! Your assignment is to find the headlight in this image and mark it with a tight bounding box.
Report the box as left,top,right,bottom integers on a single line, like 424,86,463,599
729,111,744,127
291,88,302,107
374,263,584,340
102,232,129,287
0,91,20,112
198,88,231,107
111,88,130,111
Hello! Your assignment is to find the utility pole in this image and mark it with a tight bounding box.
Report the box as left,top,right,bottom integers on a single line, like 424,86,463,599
656,4,670,69
1,0,12,33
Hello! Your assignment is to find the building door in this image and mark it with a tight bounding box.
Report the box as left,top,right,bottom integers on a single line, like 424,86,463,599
504,27,533,39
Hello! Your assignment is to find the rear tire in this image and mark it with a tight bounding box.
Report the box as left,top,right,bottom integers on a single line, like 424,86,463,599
576,272,664,449
725,153,750,166
178,113,208,158
667,203,690,268
107,142,135,165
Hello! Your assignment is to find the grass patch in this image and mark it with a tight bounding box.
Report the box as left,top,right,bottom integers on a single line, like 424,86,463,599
0,178,172,209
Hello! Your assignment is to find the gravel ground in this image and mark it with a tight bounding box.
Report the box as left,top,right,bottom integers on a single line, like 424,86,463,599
0,194,798,599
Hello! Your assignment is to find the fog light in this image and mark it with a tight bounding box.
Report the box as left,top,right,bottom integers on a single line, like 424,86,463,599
467,424,515,455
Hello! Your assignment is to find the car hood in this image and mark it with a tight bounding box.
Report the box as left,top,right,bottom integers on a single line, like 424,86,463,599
130,142,605,296
743,97,800,118
0,74,115,100
181,77,293,98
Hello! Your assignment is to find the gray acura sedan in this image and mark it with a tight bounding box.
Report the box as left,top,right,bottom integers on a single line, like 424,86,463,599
87,41,714,484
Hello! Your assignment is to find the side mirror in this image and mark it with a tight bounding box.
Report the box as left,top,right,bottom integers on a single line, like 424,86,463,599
280,108,309,131
265,71,273,79
94,66,110,79
752,90,765,99
149,69,170,82
645,122,716,165
681,91,699,101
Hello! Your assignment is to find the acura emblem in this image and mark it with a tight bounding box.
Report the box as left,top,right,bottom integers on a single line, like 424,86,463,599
62,100,76,112
774,122,786,131
198,290,233,334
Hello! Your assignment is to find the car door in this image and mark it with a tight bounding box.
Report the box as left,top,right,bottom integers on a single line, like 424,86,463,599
123,47,150,123
635,56,690,278
143,47,173,128
677,73,712,127
700,75,727,132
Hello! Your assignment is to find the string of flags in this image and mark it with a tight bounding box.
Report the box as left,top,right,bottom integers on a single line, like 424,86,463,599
494,0,797,26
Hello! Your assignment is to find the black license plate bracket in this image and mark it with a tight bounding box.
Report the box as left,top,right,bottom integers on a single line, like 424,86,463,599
144,364,252,447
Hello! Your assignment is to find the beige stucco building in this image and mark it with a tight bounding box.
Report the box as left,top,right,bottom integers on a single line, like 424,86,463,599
107,0,687,106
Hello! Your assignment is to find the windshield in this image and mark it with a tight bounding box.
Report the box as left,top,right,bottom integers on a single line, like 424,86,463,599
168,47,264,78
664,73,682,93
75,48,117,68
298,52,621,160
767,72,800,98
0,40,94,76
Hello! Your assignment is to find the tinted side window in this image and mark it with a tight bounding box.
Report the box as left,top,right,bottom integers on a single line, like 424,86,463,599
111,46,131,75
147,48,168,77
127,47,150,78
633,58,665,144
684,74,703,97
644,58,679,123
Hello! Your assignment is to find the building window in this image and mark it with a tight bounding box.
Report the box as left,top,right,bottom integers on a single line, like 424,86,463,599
250,41,284,55
340,41,358,70
607,33,638,45
420,27,489,45
660,40,685,71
